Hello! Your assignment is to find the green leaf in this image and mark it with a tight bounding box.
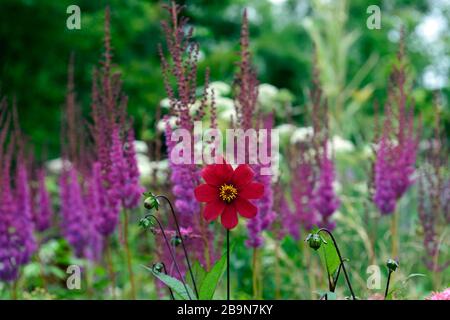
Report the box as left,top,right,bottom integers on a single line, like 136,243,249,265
142,265,197,300
321,291,337,300
199,243,235,300
188,260,206,290
386,273,427,300
316,231,340,279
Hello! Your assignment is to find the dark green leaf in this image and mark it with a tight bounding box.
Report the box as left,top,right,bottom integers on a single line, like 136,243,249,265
199,243,235,300
142,265,196,300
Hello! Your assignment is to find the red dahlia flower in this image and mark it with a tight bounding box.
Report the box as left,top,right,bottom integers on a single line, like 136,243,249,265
194,162,264,229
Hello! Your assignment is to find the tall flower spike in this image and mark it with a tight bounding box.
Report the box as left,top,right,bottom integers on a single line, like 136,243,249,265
373,34,419,215
34,168,53,233
291,144,318,231
234,9,258,130
159,2,212,260
0,131,20,281
122,122,144,209
12,101,37,266
417,99,449,272
314,148,340,230
246,115,275,248
0,99,36,281
60,167,100,260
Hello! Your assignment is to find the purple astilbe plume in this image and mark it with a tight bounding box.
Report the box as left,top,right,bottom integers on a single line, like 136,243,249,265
373,115,397,214
314,149,340,230
234,9,258,131
291,55,339,230
59,55,103,260
373,34,419,215
108,123,144,210
0,131,20,282
122,123,144,209
60,166,101,260
230,10,275,248
246,115,275,248
164,121,216,268
87,162,118,237
86,7,143,240
279,193,296,240
33,168,53,233
159,2,216,270
272,183,297,241
291,145,319,232
0,99,36,281
417,100,449,272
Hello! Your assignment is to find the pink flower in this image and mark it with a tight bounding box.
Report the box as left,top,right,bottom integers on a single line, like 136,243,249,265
426,288,450,300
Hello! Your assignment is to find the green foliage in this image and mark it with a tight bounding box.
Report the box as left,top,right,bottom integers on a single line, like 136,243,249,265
144,265,197,300
198,243,235,300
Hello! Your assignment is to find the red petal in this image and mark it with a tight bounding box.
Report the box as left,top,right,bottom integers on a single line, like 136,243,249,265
201,163,233,186
235,197,257,219
215,163,234,181
221,204,239,230
239,182,264,199
194,184,217,202
231,164,254,188
203,199,226,222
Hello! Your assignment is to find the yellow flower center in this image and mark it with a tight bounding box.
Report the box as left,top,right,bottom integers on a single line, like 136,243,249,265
219,184,238,203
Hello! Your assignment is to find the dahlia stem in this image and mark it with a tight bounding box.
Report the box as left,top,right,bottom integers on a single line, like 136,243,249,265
146,214,193,300
156,195,199,299
226,229,230,301
317,228,356,300
123,209,136,299
105,238,117,299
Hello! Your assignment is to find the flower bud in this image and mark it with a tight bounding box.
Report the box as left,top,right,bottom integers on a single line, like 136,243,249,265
306,233,322,251
152,262,164,273
143,192,159,210
386,259,399,272
171,235,182,247
139,217,151,229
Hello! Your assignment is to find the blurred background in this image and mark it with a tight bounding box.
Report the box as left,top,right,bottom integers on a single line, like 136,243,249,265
0,0,448,159
0,0,449,300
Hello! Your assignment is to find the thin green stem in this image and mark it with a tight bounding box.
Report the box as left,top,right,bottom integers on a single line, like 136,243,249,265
146,214,193,300
384,270,392,299
227,229,230,301
156,195,199,299
317,228,356,299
